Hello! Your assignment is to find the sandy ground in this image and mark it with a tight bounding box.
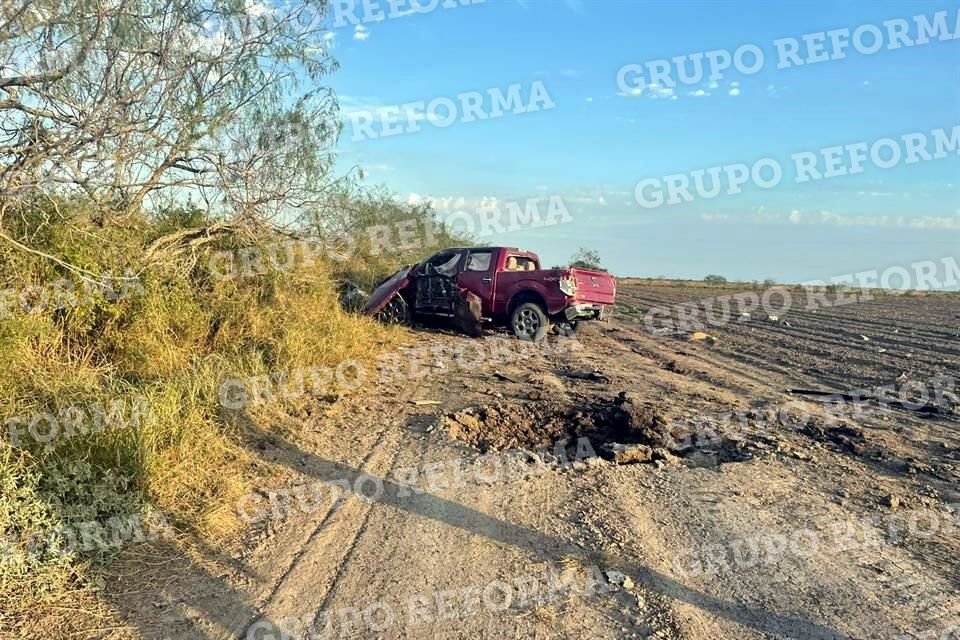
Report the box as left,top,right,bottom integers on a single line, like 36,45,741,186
99,283,960,640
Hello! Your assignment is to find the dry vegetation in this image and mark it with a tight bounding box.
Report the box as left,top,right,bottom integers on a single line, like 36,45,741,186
0,203,398,628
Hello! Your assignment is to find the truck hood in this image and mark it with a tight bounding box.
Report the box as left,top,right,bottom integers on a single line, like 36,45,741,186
362,266,412,315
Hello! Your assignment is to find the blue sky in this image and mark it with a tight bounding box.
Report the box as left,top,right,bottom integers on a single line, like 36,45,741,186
327,0,959,284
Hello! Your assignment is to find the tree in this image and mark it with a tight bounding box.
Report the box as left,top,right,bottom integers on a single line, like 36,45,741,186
704,274,727,284
1,0,342,258
569,247,603,270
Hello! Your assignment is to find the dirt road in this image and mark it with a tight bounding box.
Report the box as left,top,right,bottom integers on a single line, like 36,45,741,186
103,283,960,640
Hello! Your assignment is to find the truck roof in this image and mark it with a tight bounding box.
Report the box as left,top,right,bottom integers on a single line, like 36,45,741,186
444,246,532,253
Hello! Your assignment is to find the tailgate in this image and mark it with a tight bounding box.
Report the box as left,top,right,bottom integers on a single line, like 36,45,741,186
571,269,616,305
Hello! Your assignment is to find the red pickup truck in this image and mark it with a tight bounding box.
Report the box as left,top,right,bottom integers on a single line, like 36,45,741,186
362,246,617,340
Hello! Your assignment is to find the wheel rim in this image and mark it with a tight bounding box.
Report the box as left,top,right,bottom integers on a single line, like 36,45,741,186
378,297,405,324
514,308,541,338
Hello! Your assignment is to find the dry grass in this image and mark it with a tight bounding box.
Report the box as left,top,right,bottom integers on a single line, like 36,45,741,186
0,216,399,632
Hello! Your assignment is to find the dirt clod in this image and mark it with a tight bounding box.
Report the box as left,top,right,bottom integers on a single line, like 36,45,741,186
604,443,654,464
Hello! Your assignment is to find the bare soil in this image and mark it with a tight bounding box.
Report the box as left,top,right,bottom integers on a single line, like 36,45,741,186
83,282,960,640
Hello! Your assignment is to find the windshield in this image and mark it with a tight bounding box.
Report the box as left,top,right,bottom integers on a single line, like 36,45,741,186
422,252,461,277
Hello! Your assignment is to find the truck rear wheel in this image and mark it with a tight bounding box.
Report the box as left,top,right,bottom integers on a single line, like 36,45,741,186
510,302,548,341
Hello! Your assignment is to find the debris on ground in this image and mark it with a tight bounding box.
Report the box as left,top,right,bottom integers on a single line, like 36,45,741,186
444,392,763,466
560,370,610,383
800,422,868,456
605,570,634,590
688,331,717,344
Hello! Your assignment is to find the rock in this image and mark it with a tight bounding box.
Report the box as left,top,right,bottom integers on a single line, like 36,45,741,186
688,331,717,344
453,412,481,431
584,456,607,468
651,447,681,466
767,315,779,322
883,494,901,509
605,442,654,465
605,570,630,587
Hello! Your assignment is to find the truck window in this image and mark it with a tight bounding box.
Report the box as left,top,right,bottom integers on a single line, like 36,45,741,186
506,255,537,271
465,251,492,272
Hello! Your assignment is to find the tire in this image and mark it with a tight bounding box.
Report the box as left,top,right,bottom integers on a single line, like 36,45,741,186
552,319,582,337
510,302,549,341
375,294,410,326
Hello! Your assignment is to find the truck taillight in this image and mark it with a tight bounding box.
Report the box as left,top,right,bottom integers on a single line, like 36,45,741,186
559,276,577,296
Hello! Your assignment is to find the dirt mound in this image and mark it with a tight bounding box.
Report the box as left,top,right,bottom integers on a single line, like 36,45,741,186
444,392,759,465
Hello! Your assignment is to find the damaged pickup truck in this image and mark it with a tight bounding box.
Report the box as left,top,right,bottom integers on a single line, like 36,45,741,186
362,246,617,341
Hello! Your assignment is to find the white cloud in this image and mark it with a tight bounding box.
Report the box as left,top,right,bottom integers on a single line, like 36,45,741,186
647,83,673,99
729,87,741,96
766,83,790,97
353,25,370,41
730,81,740,87
617,84,676,100
707,208,960,230
708,81,719,89
340,95,446,128
700,213,730,222
405,193,500,212
690,89,709,97
585,96,593,102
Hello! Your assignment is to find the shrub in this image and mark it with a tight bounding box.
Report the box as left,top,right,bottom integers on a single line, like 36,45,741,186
0,198,405,628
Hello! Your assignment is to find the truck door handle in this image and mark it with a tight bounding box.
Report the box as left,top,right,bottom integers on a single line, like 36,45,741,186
482,277,492,283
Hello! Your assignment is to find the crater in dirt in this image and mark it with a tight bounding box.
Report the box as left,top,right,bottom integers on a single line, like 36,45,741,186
443,392,760,466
